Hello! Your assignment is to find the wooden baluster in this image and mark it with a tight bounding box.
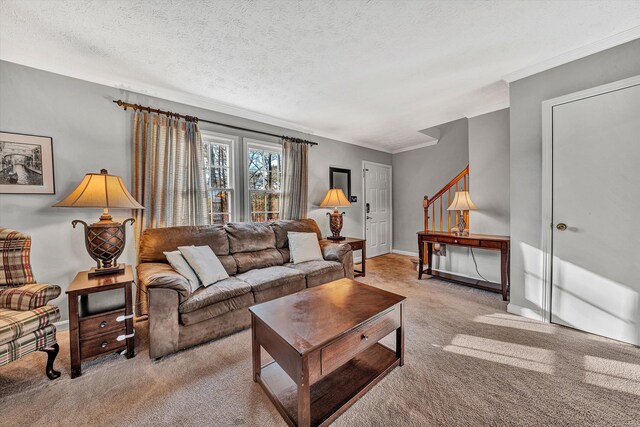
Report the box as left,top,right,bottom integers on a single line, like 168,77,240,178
439,197,443,232
447,189,451,232
464,174,467,191
431,203,435,231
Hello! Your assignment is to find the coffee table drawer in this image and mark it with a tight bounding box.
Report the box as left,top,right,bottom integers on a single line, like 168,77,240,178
321,306,400,375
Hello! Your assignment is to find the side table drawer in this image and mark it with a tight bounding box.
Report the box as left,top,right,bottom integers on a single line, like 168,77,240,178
321,306,400,376
349,240,364,251
80,329,126,359
79,308,126,339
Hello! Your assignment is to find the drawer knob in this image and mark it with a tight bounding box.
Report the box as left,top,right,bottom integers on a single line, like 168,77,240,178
362,334,369,341
100,341,108,349
455,240,458,243
100,321,107,328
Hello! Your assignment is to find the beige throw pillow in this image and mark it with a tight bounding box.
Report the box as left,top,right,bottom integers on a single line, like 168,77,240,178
178,245,229,287
288,232,323,264
164,250,202,293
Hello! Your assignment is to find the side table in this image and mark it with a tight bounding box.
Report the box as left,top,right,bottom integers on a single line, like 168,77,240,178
66,265,136,378
323,237,366,277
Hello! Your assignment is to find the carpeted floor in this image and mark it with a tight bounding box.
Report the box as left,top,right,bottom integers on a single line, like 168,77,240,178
1,254,639,426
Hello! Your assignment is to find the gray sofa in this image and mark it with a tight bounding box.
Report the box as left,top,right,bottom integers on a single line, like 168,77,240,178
137,219,353,358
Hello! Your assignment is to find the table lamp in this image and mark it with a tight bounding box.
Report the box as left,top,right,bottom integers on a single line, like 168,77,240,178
53,169,144,277
447,191,476,236
320,188,351,240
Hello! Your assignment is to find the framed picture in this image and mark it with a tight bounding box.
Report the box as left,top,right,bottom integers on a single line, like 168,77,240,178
329,167,351,199
0,132,55,194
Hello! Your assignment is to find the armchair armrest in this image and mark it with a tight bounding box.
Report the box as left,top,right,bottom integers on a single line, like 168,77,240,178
0,283,61,311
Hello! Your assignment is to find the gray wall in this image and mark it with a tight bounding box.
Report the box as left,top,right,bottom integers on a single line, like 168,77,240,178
508,39,640,319
392,117,469,255
0,60,390,321
468,108,510,282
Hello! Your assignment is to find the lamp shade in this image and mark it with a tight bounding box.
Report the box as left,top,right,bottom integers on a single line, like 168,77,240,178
320,188,351,208
53,169,143,209
447,191,477,211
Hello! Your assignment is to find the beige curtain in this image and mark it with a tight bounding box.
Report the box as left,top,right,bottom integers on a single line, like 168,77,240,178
279,138,309,220
132,111,208,315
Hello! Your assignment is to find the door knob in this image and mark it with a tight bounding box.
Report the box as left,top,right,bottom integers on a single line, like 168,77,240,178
556,223,567,231
366,216,372,220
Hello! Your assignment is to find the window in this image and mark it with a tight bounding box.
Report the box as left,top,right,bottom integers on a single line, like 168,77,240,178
246,141,282,222
202,134,234,224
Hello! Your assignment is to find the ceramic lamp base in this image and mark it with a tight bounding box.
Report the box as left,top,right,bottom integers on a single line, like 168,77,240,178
327,209,345,240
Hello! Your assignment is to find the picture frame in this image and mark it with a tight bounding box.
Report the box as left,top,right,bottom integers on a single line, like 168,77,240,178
0,131,55,194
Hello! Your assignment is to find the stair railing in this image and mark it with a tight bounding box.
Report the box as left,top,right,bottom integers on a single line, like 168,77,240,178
423,165,469,232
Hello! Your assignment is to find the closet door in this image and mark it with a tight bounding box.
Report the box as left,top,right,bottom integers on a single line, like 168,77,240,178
551,82,640,345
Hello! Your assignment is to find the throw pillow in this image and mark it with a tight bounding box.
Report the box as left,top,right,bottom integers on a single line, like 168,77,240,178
288,232,323,264
178,245,229,287
164,250,201,293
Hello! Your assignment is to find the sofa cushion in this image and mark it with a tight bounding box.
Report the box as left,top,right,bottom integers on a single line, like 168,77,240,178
0,305,60,346
288,232,323,264
139,225,230,261
178,245,229,286
237,266,305,293
233,249,284,274
271,219,322,249
164,251,201,292
180,292,254,326
287,260,344,288
226,222,276,253
179,277,251,314
253,280,306,304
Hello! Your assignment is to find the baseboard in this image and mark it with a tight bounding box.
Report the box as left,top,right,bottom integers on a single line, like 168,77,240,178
506,303,545,322
391,249,418,257
54,320,69,331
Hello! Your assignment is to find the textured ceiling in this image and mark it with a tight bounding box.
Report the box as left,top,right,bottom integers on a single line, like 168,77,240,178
1,0,640,152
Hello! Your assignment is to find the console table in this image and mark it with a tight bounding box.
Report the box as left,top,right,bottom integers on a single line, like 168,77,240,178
417,231,510,300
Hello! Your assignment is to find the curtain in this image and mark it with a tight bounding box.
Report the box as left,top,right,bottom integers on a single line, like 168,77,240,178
132,111,208,315
279,138,309,220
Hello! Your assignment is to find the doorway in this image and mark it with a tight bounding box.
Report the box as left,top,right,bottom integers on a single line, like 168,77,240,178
543,76,640,345
363,161,392,258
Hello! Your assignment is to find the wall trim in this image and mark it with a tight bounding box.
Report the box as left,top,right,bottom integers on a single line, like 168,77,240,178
391,249,418,257
54,320,69,331
540,74,640,322
506,303,544,321
503,26,640,83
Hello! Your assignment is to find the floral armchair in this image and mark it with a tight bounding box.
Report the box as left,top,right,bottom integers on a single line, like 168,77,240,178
0,228,61,379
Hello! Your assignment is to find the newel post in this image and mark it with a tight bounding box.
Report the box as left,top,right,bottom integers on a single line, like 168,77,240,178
423,196,429,232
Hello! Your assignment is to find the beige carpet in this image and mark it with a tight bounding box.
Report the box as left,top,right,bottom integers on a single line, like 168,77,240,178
1,254,639,427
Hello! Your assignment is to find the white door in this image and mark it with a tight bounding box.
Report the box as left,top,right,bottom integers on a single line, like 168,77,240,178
551,81,640,345
364,162,392,258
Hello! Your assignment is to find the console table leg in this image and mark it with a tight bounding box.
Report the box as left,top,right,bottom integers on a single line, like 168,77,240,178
426,242,433,276
418,239,424,279
500,247,508,301
397,303,404,366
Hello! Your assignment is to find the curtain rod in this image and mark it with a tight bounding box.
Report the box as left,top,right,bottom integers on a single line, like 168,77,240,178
112,100,318,146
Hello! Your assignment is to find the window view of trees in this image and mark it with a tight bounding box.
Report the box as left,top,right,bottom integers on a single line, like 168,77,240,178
248,146,281,222
203,140,232,224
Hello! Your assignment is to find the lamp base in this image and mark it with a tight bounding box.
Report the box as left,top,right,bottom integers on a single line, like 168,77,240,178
326,236,346,241
88,264,126,278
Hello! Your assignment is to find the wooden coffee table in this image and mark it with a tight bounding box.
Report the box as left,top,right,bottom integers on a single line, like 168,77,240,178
249,278,405,427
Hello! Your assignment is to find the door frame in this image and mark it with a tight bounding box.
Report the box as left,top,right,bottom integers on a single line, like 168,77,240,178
540,74,640,322
362,160,393,258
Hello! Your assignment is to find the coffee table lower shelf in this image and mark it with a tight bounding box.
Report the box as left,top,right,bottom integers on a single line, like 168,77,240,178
257,343,399,427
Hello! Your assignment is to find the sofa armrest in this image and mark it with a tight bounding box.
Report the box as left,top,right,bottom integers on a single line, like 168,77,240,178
319,241,355,279
0,283,61,311
137,263,191,305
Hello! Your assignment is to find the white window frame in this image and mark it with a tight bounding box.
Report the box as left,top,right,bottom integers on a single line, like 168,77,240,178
201,131,239,223
243,138,283,222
